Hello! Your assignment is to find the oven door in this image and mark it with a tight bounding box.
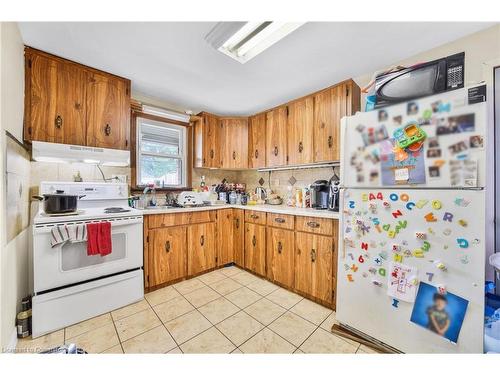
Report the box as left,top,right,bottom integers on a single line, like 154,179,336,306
33,216,143,293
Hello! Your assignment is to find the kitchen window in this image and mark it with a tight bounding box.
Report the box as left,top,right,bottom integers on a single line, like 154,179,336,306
136,117,187,188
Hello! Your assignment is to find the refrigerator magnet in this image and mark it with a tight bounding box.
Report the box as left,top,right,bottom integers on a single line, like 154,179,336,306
456,238,469,248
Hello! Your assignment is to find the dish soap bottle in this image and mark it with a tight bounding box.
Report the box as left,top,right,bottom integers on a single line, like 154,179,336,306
200,175,208,192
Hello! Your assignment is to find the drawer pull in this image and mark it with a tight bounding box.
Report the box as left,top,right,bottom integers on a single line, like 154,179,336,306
311,248,317,262
104,124,111,136
307,221,320,228
235,218,240,229
165,240,170,253
274,217,286,224
277,241,283,254
298,141,303,153
232,151,236,160
55,115,63,129
255,149,259,159
200,235,205,246
250,214,259,219
328,135,333,148
210,149,214,159
273,146,278,156
252,235,256,247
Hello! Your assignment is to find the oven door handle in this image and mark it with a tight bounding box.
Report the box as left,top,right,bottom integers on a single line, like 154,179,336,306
34,218,143,234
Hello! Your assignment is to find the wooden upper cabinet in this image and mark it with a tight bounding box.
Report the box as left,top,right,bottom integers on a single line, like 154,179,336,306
220,118,248,169
25,50,86,145
287,96,314,165
200,112,221,168
265,106,288,167
86,71,130,150
248,113,266,168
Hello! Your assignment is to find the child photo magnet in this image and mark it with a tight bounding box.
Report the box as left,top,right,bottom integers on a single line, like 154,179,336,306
410,282,469,343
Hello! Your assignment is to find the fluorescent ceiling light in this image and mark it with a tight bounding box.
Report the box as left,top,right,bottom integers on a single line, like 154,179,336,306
206,22,304,64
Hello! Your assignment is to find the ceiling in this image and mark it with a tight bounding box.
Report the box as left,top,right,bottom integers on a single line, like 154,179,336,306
19,22,493,116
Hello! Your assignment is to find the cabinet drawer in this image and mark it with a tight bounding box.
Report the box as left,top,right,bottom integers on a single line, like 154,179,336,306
266,213,294,230
295,216,334,236
244,210,266,225
147,211,216,229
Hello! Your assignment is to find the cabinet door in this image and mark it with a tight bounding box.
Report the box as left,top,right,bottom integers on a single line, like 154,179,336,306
149,227,187,287
265,107,288,167
187,222,216,275
221,118,248,169
244,223,266,277
248,113,266,168
295,232,333,304
201,113,220,168
287,96,314,165
86,72,130,150
233,209,245,267
26,52,86,145
267,227,294,288
217,209,234,266
313,87,338,162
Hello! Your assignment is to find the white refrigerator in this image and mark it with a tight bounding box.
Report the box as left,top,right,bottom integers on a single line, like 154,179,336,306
337,86,490,353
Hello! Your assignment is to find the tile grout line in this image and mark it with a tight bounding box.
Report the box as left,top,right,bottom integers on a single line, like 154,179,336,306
109,313,126,354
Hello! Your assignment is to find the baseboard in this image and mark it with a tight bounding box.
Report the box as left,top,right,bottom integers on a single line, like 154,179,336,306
5,327,18,353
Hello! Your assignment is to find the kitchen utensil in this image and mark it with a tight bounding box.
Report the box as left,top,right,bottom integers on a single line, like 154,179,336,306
33,190,86,214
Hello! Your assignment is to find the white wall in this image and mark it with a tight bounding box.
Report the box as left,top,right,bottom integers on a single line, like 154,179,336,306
0,22,28,350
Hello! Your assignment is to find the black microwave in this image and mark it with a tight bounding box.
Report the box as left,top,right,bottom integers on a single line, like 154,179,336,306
374,52,465,108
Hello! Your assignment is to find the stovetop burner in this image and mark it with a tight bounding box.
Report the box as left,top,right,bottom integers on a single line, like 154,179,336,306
104,207,131,214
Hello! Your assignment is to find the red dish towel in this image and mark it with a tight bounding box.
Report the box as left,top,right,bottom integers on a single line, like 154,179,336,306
86,222,112,256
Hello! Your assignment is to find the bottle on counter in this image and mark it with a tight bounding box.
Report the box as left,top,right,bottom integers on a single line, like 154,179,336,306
295,188,303,208
286,186,295,207
16,296,32,338
303,186,311,208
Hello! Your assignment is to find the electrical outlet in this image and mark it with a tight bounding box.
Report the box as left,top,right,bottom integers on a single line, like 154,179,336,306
112,175,127,183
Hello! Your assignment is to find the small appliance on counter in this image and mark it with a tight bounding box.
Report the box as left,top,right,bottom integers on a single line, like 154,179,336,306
311,180,330,209
176,191,206,207
328,172,340,212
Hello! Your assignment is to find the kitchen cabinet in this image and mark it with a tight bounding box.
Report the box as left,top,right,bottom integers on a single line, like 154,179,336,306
149,226,187,286
266,227,294,288
287,96,314,165
24,47,131,150
248,113,266,168
265,106,288,167
187,222,216,275
217,209,234,266
86,71,130,150
233,209,245,267
244,222,266,277
199,112,221,168
220,118,248,169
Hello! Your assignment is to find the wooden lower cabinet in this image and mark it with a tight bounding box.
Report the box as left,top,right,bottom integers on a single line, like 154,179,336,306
244,223,266,277
295,231,334,305
266,227,294,289
217,209,234,266
233,209,245,267
187,222,216,275
149,226,187,286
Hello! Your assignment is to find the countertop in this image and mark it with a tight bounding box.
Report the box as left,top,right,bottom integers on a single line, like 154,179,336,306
139,203,340,219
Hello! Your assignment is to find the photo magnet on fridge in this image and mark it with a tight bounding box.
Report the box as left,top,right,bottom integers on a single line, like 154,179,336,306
410,282,469,343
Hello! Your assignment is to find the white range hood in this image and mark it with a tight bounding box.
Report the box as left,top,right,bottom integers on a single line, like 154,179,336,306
32,141,130,167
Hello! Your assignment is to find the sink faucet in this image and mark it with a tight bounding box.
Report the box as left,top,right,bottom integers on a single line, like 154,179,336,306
143,184,156,207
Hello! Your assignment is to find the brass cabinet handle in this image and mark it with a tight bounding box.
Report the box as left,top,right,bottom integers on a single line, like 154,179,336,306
311,248,317,262
274,217,285,224
200,235,204,246
328,136,333,148
235,218,240,229
255,149,259,159
250,214,259,219
55,115,63,129
104,124,111,136
165,240,170,253
307,221,320,228
252,235,256,247
210,149,214,159
273,146,278,156
277,241,283,254
298,141,303,153
232,151,236,160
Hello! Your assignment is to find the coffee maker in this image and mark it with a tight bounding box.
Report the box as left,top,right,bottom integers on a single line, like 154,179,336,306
311,180,330,209
328,172,340,212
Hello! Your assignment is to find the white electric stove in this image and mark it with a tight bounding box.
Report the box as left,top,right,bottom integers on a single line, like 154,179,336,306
31,182,144,338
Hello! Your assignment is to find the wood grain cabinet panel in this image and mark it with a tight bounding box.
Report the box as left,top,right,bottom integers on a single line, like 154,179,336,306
295,232,334,305
86,71,130,150
244,210,267,225
244,223,266,277
217,209,234,266
149,227,187,287
267,227,294,288
248,113,266,168
201,112,221,168
287,96,314,165
220,118,248,169
266,213,294,230
266,106,288,167
187,222,216,275
233,209,245,267
295,216,334,236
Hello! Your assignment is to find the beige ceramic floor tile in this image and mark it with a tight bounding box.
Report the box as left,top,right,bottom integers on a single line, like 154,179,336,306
216,311,264,346
225,287,261,309
244,298,286,325
145,286,181,306
122,326,177,353
164,310,212,344
16,329,64,353
111,299,150,321
219,266,243,277
167,346,183,354
246,278,280,296
239,328,296,354
230,271,261,286
231,348,243,354
67,323,119,353
153,296,194,323
299,328,359,353
65,313,112,339
180,327,236,353
197,270,227,285
184,286,221,308
290,299,332,326
294,348,306,354
320,311,339,331
114,308,161,342
268,311,316,347
210,277,243,295
102,344,124,354
172,278,206,295
266,288,303,309
198,297,240,325
357,344,382,354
